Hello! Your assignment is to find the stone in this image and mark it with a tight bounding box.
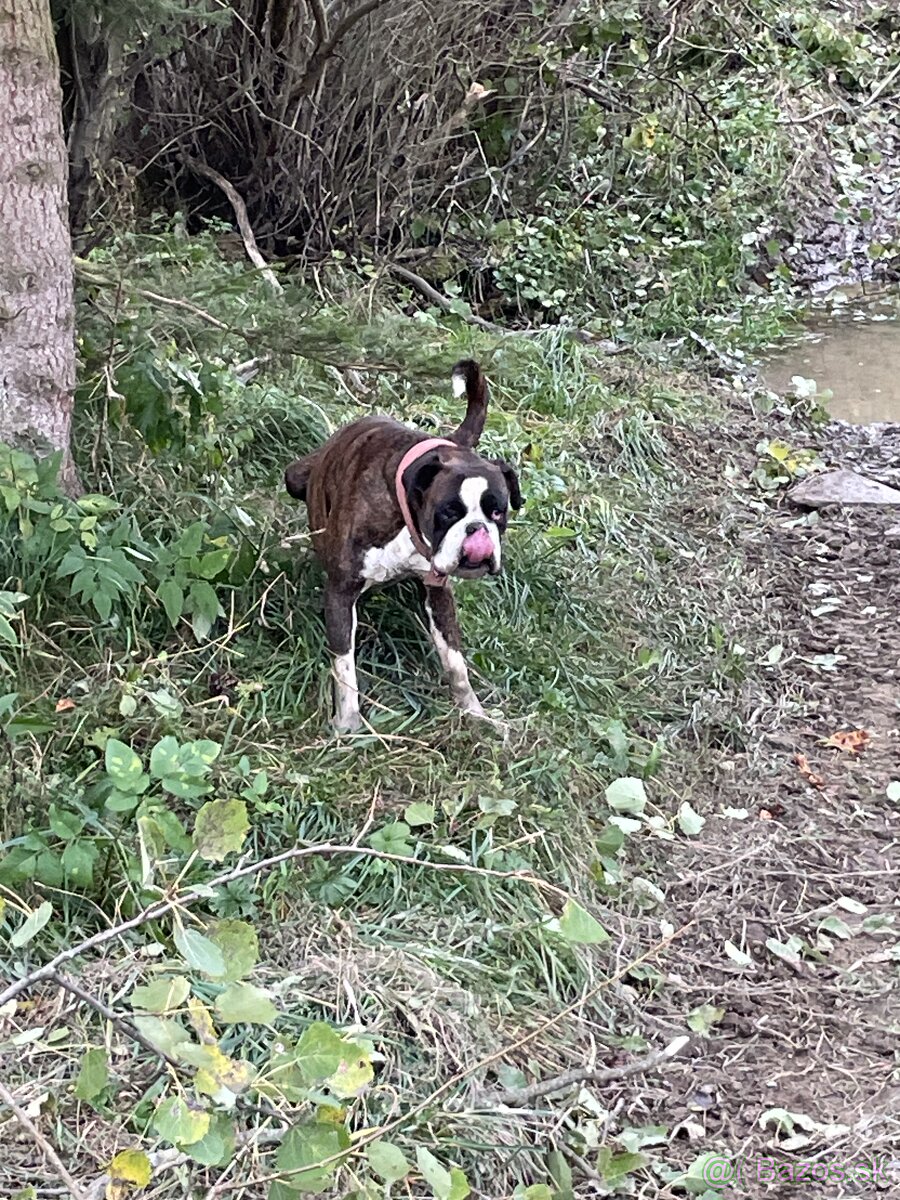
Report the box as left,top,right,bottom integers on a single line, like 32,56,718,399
789,470,900,508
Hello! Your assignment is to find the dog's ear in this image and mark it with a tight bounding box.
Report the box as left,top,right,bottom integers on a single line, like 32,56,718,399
404,452,443,504
493,459,524,510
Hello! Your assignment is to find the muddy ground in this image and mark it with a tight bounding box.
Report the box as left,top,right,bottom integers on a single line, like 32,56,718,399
605,393,900,1195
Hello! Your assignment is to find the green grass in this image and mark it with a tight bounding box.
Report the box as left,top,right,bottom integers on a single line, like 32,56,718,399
0,234,756,1194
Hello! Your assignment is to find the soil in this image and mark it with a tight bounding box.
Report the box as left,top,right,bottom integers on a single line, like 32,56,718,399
609,396,900,1195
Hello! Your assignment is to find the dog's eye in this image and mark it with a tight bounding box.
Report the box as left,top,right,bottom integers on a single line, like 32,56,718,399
491,509,505,522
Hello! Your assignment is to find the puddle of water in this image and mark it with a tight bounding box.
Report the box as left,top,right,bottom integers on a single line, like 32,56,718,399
759,295,900,424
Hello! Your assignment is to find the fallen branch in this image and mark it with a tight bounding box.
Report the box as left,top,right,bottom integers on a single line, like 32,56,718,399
182,156,282,295
0,1077,89,1200
485,1033,691,1107
0,843,570,1009
49,970,180,1068
387,263,510,336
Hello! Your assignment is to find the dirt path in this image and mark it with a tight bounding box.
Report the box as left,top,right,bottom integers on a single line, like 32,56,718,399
616,403,900,1195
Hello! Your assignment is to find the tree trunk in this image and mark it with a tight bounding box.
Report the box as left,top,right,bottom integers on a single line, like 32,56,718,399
0,0,79,494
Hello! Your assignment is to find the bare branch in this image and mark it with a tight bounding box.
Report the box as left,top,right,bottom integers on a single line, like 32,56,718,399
0,1077,89,1200
484,1034,691,1107
183,156,283,295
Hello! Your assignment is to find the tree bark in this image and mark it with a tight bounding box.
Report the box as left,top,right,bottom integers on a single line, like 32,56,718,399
0,0,79,494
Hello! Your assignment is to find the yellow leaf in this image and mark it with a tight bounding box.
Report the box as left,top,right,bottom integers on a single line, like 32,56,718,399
767,440,791,463
188,1044,256,1096
105,1149,152,1199
187,996,217,1044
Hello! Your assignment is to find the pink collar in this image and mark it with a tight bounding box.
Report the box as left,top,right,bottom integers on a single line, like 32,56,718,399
395,437,456,588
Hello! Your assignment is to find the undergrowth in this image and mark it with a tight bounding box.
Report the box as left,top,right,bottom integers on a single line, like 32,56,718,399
1,232,762,1197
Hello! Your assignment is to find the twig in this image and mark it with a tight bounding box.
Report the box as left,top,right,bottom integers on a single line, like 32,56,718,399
485,1034,691,1107
48,970,180,1068
0,843,571,1009
183,156,282,295
387,263,511,336
0,1078,89,1200
213,922,696,1191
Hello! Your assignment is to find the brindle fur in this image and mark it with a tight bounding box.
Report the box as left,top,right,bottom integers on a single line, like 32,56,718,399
285,360,522,731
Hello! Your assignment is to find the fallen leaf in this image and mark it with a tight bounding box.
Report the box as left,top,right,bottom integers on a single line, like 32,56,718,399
55,698,76,713
794,753,825,789
822,729,870,754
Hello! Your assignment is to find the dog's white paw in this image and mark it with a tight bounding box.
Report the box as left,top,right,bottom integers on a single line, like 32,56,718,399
333,709,363,735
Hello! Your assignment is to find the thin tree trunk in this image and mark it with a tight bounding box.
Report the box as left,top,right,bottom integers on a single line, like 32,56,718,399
0,0,79,495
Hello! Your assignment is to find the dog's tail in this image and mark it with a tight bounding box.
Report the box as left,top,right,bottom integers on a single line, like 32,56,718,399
284,453,315,502
450,359,488,449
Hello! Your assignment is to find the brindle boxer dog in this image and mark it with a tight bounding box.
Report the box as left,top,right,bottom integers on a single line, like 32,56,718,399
284,361,522,732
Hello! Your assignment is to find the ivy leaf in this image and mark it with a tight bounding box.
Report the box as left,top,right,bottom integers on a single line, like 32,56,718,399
174,926,226,978
557,899,609,945
104,739,144,792
214,982,277,1026
74,1047,109,1101
10,900,53,948
271,1123,347,1197
105,1148,152,1199
207,919,259,981
130,976,191,1014
193,799,249,862
153,1095,211,1146
605,776,647,815
366,1140,411,1183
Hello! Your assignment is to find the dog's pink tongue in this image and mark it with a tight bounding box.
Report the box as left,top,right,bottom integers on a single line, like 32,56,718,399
462,526,494,564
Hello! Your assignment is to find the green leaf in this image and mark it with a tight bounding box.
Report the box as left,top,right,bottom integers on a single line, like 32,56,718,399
215,982,277,1025
416,1148,453,1200
73,1047,108,1101
327,1044,374,1099
130,975,191,1014
131,1016,193,1059
10,900,53,948
404,802,435,827
185,1113,235,1166
157,579,184,627
208,919,259,982
514,1187,553,1200
686,1003,725,1035
62,840,96,888
605,776,647,815
272,1124,347,1196
153,1095,211,1146
105,788,142,813
597,1147,647,1182
677,801,705,837
558,898,609,945
104,739,144,791
193,799,249,862
723,940,753,967
818,915,852,940
477,795,517,817
293,1023,346,1082
366,1140,410,1183
150,736,181,778
197,549,232,579
174,926,226,977
448,1168,471,1200
368,821,413,857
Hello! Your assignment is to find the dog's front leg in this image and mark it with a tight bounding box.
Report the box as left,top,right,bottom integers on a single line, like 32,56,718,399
422,583,486,719
324,581,363,733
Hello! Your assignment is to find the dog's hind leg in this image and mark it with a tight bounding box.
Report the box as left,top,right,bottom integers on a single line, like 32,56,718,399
324,581,363,732
422,583,485,719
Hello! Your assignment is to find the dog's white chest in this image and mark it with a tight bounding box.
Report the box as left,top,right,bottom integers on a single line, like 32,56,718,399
360,528,430,588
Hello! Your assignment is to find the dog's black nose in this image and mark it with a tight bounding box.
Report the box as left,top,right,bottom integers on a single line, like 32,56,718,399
465,522,484,536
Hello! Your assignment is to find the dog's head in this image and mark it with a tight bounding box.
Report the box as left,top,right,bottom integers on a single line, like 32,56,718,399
402,447,523,579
